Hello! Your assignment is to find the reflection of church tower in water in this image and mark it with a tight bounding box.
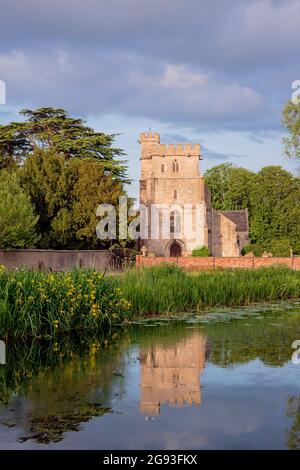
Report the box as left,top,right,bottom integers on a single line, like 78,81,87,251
140,332,207,416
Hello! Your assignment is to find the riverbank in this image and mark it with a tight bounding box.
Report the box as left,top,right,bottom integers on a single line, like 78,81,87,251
0,267,130,339
1,264,300,338
112,264,300,316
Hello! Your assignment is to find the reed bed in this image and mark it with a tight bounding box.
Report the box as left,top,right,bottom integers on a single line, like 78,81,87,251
111,264,300,316
1,263,300,339
0,267,130,339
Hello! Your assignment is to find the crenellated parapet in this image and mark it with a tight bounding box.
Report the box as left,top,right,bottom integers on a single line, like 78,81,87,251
139,132,160,143
140,132,200,158
158,143,200,157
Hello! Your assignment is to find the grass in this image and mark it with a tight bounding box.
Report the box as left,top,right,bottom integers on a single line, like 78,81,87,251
0,267,131,339
1,263,300,339
111,263,300,316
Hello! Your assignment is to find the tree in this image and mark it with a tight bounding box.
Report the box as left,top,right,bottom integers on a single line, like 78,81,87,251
204,163,255,210
0,171,39,249
205,163,300,255
20,149,128,249
283,100,300,158
52,157,126,248
249,166,300,247
0,107,128,181
0,122,30,170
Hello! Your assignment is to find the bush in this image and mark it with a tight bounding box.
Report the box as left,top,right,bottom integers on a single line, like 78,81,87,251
242,244,264,256
0,268,131,339
0,171,39,248
192,246,211,257
242,239,292,257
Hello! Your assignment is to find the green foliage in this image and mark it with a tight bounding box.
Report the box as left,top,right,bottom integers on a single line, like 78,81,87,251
205,163,300,254
192,246,211,257
2,264,300,338
243,239,292,257
0,108,128,181
0,267,131,339
0,171,39,248
112,265,300,316
283,100,300,159
249,166,300,247
0,107,131,249
204,163,255,210
20,149,128,248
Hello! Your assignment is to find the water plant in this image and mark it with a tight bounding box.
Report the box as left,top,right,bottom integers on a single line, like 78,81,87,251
112,264,300,316
1,263,300,339
0,267,131,339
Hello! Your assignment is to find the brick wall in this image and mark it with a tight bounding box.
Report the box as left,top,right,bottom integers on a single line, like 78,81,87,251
136,255,299,270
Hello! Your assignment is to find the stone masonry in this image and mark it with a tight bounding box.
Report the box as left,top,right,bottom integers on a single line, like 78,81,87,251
139,132,248,257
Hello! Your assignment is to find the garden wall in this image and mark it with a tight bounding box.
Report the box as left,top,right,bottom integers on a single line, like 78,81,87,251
136,255,300,270
0,249,112,271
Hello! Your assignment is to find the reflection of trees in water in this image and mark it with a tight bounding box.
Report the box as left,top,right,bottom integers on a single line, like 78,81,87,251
129,310,300,369
206,313,300,367
0,311,300,444
287,396,300,450
0,331,127,443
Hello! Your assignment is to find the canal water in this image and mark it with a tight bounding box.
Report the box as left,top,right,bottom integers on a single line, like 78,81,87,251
0,302,300,449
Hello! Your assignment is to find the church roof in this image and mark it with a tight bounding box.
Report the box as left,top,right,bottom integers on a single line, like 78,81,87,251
220,210,249,232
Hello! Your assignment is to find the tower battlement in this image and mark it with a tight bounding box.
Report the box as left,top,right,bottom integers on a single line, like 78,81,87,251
158,143,200,157
140,131,200,158
139,131,160,143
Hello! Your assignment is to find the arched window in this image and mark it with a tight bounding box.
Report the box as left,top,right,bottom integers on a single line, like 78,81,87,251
174,189,177,200
170,211,175,233
170,211,181,234
161,164,165,173
172,160,179,173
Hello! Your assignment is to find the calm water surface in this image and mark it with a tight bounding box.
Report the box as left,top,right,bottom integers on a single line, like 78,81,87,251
0,302,300,449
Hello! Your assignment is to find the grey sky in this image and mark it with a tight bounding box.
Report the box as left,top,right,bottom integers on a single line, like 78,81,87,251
0,0,299,197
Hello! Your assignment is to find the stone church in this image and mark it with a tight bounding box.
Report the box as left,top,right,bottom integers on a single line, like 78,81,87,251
139,132,248,257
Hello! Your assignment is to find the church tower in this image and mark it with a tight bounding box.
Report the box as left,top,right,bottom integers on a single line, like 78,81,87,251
138,131,249,257
139,131,208,256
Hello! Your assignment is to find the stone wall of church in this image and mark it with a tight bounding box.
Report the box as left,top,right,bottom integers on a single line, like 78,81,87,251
210,210,240,257
139,132,247,258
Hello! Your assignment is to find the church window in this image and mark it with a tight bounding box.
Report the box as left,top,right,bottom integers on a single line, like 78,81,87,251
170,211,175,233
170,210,181,234
161,164,165,173
174,189,177,200
172,160,179,173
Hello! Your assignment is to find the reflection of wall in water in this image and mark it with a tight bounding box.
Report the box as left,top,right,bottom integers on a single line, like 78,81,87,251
140,332,207,416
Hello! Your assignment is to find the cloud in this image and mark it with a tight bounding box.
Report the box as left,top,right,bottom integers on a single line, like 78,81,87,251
201,144,245,161
1,0,299,70
0,48,266,131
0,0,298,132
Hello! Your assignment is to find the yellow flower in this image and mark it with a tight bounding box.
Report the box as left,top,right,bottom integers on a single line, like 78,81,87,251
91,303,99,318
